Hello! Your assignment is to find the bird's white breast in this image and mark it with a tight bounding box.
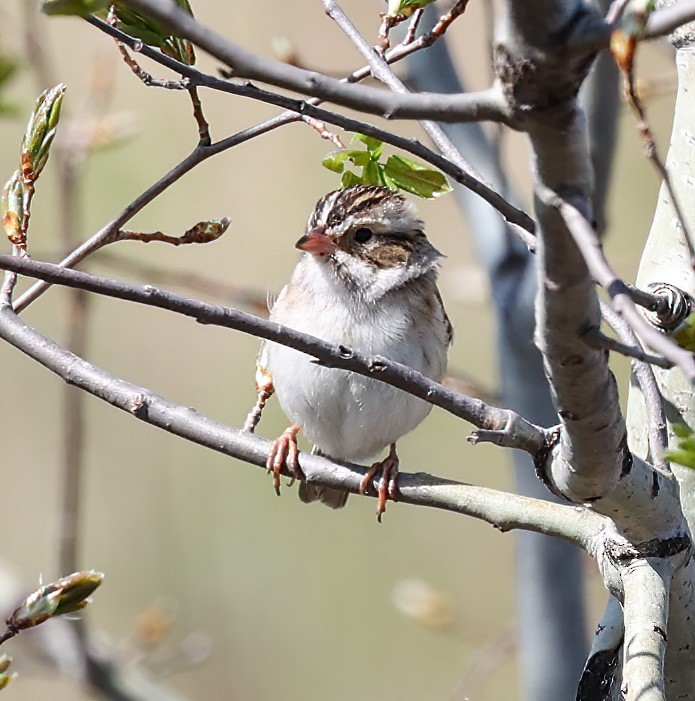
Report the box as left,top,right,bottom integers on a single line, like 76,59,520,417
264,255,447,462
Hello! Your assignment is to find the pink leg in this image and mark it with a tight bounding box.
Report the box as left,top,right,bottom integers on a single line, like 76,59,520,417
266,425,300,496
359,444,400,522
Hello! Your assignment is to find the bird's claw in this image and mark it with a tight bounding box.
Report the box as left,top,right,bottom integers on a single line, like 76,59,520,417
266,425,301,496
359,444,400,522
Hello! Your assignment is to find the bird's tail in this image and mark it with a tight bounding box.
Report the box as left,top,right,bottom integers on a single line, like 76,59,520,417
298,482,349,509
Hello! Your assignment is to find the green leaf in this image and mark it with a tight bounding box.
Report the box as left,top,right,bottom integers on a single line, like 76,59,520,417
341,170,364,188
353,133,383,157
42,0,110,16
383,154,452,199
346,149,371,167
322,151,349,174
364,160,384,186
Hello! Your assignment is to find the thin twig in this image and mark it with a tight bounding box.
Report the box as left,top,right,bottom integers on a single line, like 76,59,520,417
599,302,670,475
403,9,424,45
0,254,547,454
114,217,230,246
299,115,345,148
557,198,695,382
0,299,604,548
582,326,673,370
188,86,211,145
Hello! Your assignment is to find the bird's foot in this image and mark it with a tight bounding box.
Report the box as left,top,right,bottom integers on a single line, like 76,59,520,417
360,443,400,522
267,425,301,496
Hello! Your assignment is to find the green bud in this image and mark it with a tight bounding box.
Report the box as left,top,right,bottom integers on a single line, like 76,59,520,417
21,84,66,183
2,172,24,246
8,571,103,630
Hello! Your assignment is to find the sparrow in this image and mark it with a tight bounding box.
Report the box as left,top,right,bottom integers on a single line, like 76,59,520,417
245,186,452,520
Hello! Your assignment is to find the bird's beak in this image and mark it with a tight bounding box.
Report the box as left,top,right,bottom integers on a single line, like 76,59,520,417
295,228,337,255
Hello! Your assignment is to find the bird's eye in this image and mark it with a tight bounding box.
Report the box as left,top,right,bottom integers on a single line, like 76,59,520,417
354,227,373,243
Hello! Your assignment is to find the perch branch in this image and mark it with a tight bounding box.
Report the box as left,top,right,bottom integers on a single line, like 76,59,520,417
0,255,546,454
0,299,603,546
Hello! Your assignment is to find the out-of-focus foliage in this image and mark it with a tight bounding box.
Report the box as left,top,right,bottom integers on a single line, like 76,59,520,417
0,44,18,116
665,424,695,470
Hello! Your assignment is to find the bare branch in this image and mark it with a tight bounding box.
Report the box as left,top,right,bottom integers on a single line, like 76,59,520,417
0,298,602,547
0,254,546,454
116,0,511,123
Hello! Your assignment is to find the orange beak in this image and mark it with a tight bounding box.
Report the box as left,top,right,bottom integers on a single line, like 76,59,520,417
295,228,337,256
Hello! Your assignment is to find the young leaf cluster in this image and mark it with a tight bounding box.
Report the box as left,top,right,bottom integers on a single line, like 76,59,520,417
2,84,65,249
322,134,451,199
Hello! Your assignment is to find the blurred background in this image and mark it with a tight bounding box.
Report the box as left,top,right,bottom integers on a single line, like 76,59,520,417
0,1,680,698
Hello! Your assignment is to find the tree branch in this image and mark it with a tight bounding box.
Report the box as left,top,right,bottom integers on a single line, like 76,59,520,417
0,255,546,454
645,0,695,40
621,559,671,701
107,0,511,123
0,298,602,547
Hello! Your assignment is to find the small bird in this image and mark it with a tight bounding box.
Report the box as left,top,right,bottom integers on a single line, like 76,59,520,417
246,186,452,519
